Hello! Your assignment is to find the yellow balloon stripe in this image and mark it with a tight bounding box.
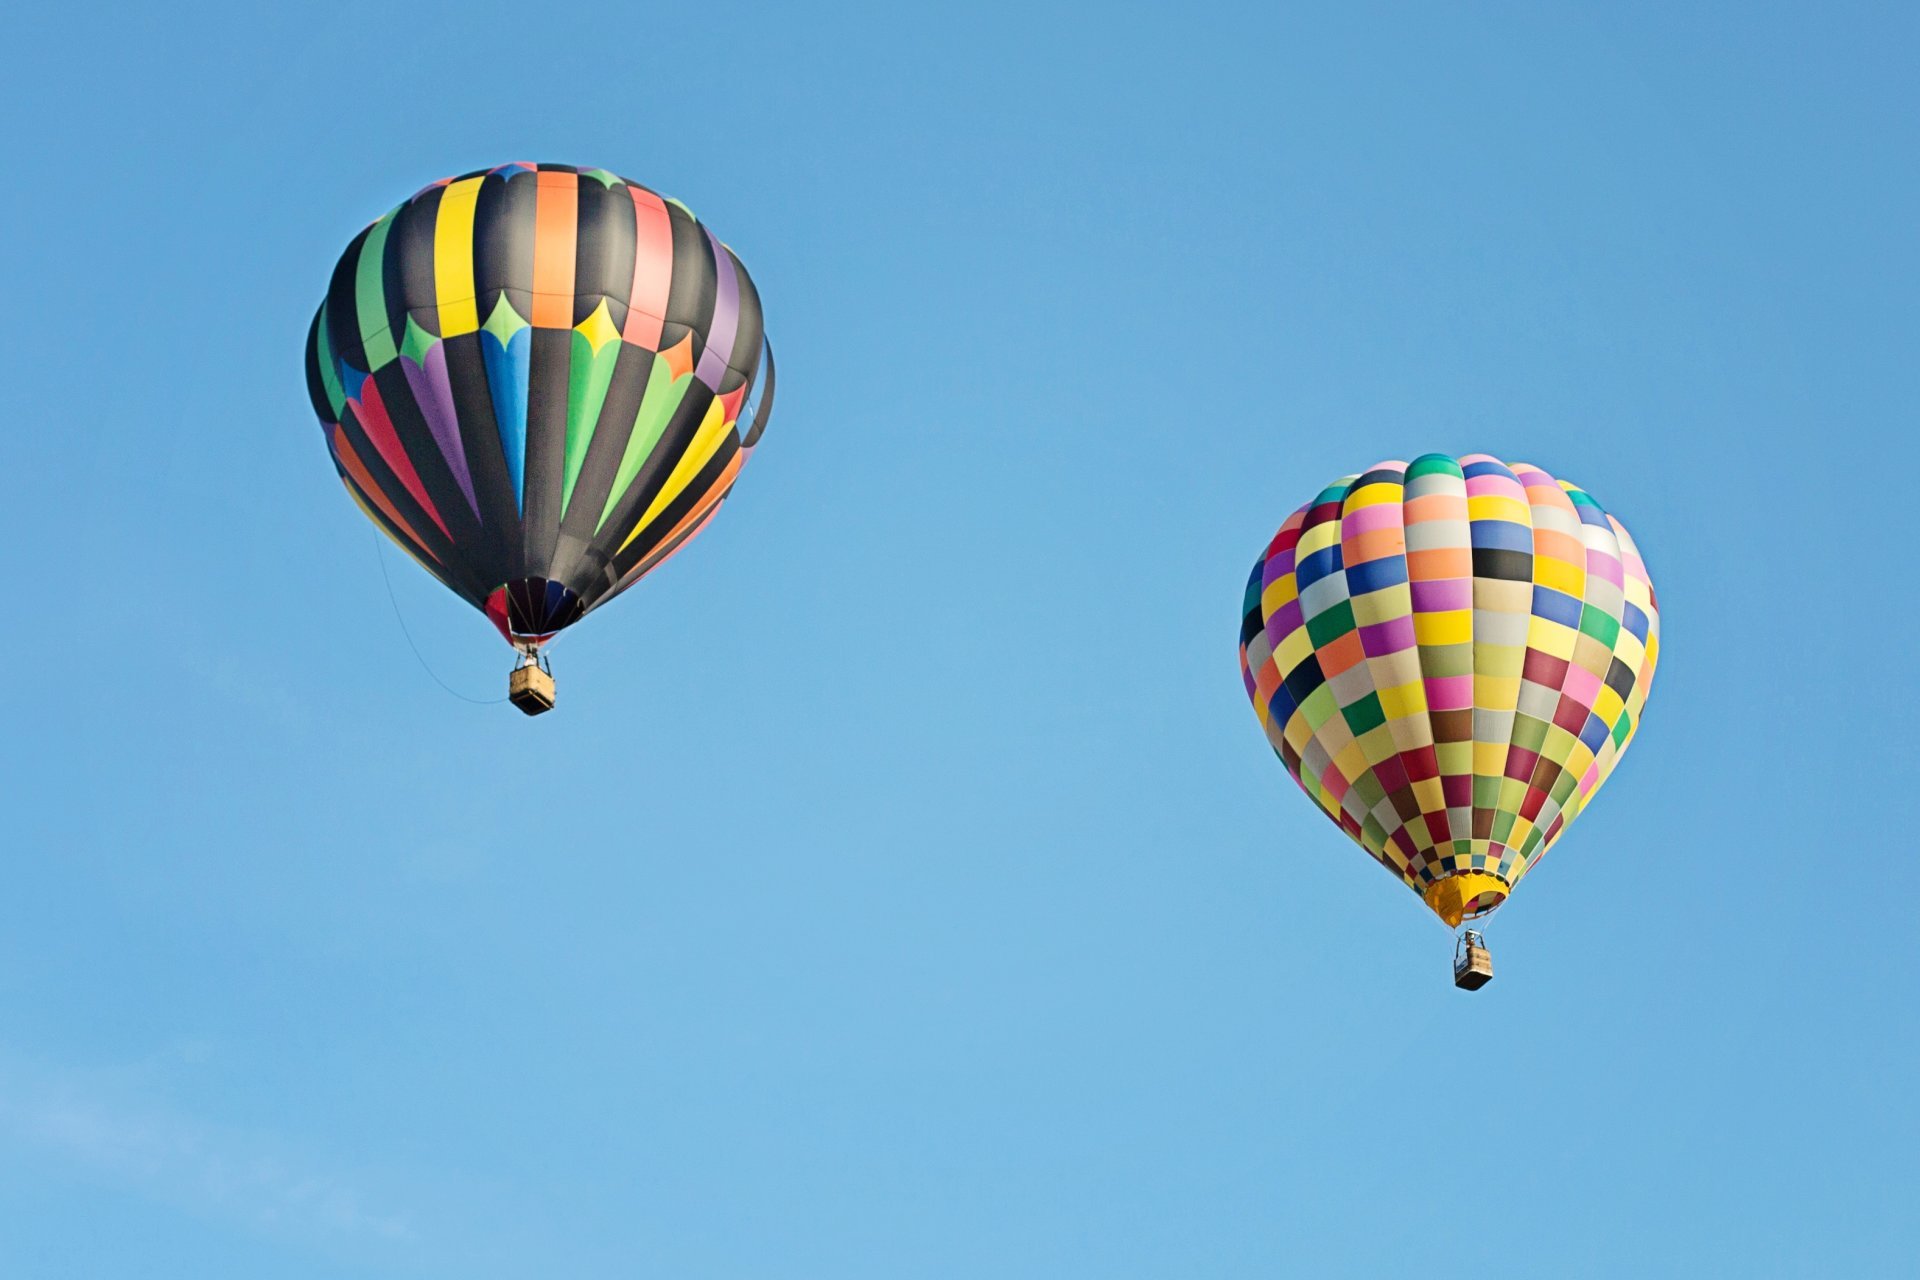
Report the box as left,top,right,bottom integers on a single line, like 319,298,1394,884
616,398,735,554
433,177,483,337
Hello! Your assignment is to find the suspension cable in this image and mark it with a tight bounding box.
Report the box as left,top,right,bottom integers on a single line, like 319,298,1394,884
371,529,507,705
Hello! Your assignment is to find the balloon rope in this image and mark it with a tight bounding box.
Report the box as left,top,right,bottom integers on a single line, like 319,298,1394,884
371,530,507,705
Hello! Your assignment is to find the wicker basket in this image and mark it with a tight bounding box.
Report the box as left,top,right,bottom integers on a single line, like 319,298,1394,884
508,664,556,716
1453,942,1493,990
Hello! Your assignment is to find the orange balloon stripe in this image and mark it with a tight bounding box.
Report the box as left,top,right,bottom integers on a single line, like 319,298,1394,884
605,455,743,598
530,171,578,328
650,451,744,550
333,426,440,563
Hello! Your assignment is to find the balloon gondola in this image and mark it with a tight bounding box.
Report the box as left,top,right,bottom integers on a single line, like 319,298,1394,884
1238,454,1659,987
303,163,776,712
507,648,556,716
1453,930,1493,990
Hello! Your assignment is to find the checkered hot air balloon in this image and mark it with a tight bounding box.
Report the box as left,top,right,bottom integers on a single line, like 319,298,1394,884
1238,454,1659,985
303,164,775,713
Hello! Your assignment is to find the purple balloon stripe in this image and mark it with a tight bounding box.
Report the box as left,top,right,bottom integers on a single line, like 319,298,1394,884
694,229,741,390
1266,599,1304,643
1586,548,1624,588
1409,578,1471,612
403,344,480,520
1359,615,1416,655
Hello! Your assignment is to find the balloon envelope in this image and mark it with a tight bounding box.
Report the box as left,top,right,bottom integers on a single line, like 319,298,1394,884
1239,454,1659,926
304,163,774,647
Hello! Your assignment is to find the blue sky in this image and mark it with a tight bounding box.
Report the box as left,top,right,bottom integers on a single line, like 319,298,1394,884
3,2,1915,1276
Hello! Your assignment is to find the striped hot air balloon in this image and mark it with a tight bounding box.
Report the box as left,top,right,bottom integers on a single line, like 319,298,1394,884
1238,454,1659,984
303,163,775,712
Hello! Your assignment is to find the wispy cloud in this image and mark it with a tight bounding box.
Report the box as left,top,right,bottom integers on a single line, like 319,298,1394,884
0,1047,412,1242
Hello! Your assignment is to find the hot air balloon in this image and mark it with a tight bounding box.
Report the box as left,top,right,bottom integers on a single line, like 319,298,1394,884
303,163,775,714
1238,454,1659,987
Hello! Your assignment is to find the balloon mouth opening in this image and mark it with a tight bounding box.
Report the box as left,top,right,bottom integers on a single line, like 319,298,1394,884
485,579,585,648
1423,872,1511,928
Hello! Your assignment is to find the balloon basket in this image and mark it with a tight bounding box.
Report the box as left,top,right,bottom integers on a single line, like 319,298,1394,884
1452,930,1493,991
509,658,555,716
